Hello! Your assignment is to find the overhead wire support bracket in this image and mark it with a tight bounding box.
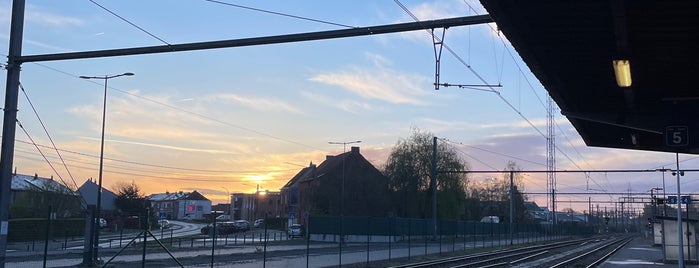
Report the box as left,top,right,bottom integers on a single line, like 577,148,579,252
433,28,446,90
434,82,502,92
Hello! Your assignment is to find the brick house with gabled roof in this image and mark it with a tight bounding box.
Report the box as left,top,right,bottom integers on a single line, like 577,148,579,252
280,162,316,224
282,147,390,226
148,190,211,220
11,173,81,218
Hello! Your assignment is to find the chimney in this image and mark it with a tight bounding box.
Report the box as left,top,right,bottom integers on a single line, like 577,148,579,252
326,155,333,160
351,146,360,154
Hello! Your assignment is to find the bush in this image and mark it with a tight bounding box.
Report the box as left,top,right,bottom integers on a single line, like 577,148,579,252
8,218,85,242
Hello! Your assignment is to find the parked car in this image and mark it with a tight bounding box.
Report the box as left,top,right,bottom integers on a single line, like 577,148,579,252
215,215,231,221
157,219,170,229
253,219,264,228
480,216,500,223
98,218,107,228
287,224,303,238
200,221,236,235
233,220,250,232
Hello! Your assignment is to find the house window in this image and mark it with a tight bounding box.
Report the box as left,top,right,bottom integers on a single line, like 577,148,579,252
196,205,203,212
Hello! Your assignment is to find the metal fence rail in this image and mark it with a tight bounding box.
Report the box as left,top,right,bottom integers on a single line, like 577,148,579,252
5,213,599,267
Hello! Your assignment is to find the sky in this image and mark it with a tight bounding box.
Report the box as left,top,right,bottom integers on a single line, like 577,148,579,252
1,0,698,213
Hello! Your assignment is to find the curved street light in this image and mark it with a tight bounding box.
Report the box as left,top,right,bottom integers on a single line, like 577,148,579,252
79,72,133,264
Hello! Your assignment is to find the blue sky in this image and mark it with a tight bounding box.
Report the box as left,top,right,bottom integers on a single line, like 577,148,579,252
2,0,697,211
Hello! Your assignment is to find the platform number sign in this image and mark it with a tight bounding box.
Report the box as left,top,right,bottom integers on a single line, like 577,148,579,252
681,196,692,204
668,196,677,204
666,126,689,147
667,196,692,204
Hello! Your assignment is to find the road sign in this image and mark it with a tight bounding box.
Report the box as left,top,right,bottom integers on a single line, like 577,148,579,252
668,196,678,204
666,126,689,147
681,195,692,204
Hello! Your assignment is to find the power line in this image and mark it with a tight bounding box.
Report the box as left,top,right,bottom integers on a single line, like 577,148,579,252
19,82,79,192
16,120,88,207
24,61,323,152
203,0,356,29
87,0,171,45
458,0,608,193
12,139,294,175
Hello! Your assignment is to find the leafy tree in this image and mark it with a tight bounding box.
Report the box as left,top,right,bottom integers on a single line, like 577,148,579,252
383,127,469,219
112,180,146,215
464,161,528,222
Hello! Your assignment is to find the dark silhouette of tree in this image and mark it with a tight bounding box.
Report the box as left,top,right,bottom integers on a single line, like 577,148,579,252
383,127,469,220
113,180,145,215
464,161,528,222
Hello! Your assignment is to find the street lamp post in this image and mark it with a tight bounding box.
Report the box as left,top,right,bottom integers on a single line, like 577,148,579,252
79,72,133,264
328,140,361,267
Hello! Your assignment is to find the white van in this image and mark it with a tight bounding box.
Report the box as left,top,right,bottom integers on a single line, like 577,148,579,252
480,216,500,223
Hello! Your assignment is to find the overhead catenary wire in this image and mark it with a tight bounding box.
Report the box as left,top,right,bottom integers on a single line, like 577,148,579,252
13,148,296,179
459,0,604,183
203,0,357,29
12,139,295,175
396,1,611,195
16,120,88,207
440,138,500,171
26,60,323,152
87,0,171,46
19,82,80,192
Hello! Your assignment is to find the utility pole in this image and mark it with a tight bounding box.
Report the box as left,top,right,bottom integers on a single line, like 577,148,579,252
509,171,514,245
0,1,25,267
431,137,438,239
546,96,557,224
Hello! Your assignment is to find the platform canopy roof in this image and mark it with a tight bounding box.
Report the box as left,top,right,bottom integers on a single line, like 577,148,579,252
480,0,699,154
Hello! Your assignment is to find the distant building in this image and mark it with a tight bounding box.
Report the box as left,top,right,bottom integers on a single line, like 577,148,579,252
523,201,548,222
230,190,281,221
280,162,316,225
148,190,211,220
211,203,230,215
77,178,117,212
11,173,80,218
281,146,390,226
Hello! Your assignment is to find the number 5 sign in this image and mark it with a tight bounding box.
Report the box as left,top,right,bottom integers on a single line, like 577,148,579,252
666,126,689,147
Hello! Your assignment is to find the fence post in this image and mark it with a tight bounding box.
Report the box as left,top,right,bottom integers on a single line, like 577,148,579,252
388,217,393,264
438,220,442,255
43,205,52,268
424,220,428,255
262,217,268,268
306,216,310,268
408,219,411,260
366,217,370,266
462,220,466,250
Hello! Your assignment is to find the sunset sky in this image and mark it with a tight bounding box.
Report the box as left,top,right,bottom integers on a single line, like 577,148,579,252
2,0,698,212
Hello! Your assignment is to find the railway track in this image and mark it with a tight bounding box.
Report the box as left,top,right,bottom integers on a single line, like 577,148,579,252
387,235,634,268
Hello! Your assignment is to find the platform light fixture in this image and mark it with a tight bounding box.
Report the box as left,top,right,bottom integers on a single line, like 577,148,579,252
612,60,632,87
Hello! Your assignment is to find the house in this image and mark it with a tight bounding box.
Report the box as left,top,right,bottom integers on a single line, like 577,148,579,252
280,162,316,225
148,190,211,220
77,178,118,212
11,173,81,218
230,190,281,221
523,201,549,222
281,146,390,226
